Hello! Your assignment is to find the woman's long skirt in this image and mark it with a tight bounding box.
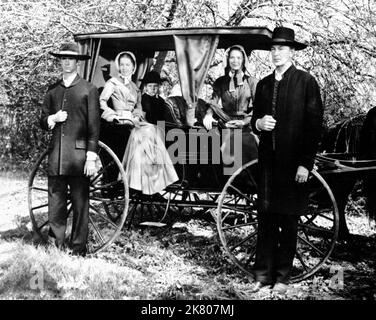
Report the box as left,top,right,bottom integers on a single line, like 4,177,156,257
121,122,179,195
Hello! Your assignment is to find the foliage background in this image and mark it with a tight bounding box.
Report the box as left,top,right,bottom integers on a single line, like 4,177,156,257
0,0,375,171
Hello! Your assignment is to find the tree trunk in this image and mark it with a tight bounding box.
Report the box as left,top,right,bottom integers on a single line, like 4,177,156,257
226,0,271,26
153,0,179,73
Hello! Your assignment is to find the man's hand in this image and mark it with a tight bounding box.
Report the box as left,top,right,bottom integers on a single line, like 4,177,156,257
295,166,309,183
257,115,276,131
203,113,216,130
84,159,97,177
52,110,68,123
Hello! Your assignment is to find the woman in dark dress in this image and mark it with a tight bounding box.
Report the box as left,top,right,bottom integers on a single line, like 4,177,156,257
203,45,259,173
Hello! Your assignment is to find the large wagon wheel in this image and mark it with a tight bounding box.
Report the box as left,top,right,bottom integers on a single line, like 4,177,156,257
28,141,129,254
216,160,339,282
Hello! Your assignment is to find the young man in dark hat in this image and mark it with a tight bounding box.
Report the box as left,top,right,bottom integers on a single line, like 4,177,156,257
141,70,167,125
250,27,324,293
40,42,100,256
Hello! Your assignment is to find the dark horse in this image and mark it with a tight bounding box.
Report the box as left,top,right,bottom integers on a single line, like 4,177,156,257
319,109,376,238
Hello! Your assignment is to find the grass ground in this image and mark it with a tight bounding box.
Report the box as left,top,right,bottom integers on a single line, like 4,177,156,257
0,172,375,300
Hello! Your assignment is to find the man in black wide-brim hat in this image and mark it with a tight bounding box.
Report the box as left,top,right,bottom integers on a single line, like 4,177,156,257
40,42,100,256
250,27,324,293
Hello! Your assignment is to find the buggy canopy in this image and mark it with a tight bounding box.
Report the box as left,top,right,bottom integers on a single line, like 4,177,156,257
74,27,272,126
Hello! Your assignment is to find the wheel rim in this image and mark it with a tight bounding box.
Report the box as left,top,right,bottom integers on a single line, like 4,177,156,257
216,161,339,282
216,160,259,276
291,170,339,282
28,149,50,241
28,141,129,254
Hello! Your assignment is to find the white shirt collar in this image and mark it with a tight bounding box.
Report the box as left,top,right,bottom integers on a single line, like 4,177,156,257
63,72,78,87
275,62,292,81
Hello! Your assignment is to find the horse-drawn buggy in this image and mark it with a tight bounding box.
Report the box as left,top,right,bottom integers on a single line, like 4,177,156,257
28,26,374,283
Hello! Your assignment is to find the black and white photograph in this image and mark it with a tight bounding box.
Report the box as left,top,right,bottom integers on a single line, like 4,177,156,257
0,0,375,305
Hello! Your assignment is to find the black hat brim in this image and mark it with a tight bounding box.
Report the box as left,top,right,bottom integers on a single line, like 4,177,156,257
270,40,308,51
141,77,169,84
49,52,91,60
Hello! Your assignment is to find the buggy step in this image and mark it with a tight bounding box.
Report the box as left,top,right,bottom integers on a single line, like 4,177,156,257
139,221,167,227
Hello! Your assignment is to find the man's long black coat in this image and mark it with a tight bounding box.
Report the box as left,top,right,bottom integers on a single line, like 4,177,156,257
251,65,324,215
40,75,100,176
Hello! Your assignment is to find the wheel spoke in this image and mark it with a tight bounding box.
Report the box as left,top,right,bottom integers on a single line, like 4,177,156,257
32,202,48,211
299,222,334,236
228,184,254,204
221,210,233,224
31,187,48,193
222,221,257,231
89,205,119,229
90,170,104,185
171,191,181,201
88,215,105,246
209,193,220,202
221,203,251,214
297,234,325,257
295,250,309,272
244,240,257,266
305,207,334,218
314,212,334,222
37,220,49,231
224,196,236,205
299,217,312,243
229,230,257,251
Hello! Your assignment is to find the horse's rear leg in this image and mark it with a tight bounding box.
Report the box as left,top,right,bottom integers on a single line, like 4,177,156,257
330,179,354,240
337,199,351,240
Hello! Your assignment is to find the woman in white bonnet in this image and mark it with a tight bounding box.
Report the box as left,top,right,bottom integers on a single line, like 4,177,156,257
100,51,144,124
100,51,178,195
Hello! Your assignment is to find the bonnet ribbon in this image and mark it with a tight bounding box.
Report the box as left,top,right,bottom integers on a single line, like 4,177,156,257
228,70,244,92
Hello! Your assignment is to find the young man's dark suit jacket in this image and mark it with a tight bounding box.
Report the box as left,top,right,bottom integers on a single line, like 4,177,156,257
251,65,324,215
40,74,99,253
40,75,100,176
